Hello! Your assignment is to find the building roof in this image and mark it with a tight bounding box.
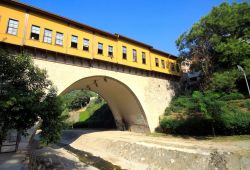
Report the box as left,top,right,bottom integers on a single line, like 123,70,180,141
2,0,177,59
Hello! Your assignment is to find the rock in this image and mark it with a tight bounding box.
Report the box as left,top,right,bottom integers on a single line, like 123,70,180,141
170,159,175,164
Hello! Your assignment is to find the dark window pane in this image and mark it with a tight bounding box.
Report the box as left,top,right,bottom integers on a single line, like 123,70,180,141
30,25,40,40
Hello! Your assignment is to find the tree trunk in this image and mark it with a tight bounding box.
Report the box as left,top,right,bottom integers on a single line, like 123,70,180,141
15,132,21,152
211,122,216,137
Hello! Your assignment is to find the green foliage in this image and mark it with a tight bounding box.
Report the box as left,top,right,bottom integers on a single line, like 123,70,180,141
79,99,104,122
219,106,250,135
95,95,104,104
209,71,239,93
219,93,244,101
164,2,250,136
161,91,249,136
39,88,67,145
61,90,94,110
243,100,250,110
160,118,183,134
79,111,90,122
0,48,47,142
165,96,194,115
0,48,65,145
242,58,250,76
74,99,116,129
176,2,250,92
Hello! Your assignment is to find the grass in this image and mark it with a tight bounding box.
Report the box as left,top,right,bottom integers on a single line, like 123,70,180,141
79,100,105,122
79,111,90,122
228,99,250,112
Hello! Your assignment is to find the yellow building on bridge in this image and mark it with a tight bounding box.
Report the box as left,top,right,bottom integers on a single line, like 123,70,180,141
0,0,180,76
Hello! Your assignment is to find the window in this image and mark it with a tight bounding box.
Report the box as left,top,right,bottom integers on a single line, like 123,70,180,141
7,19,19,36
155,58,159,67
71,35,78,48
166,61,170,69
161,60,165,68
43,29,52,44
108,46,113,57
176,64,180,72
30,25,40,40
142,52,146,64
132,49,137,62
55,32,63,46
98,43,103,54
122,46,127,59
171,63,176,71
83,38,89,51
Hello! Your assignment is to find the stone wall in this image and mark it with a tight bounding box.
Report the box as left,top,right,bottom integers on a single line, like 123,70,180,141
33,52,179,132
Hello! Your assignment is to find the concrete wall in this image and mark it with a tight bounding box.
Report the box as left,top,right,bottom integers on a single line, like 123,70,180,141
33,54,177,133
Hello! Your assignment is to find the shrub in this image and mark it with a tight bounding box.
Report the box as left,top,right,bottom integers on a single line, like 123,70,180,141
243,100,250,110
160,118,183,133
61,90,94,111
161,90,249,136
165,96,194,115
159,116,213,136
219,106,250,135
219,92,244,101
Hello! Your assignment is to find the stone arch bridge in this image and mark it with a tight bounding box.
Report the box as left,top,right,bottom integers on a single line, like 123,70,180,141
31,51,178,133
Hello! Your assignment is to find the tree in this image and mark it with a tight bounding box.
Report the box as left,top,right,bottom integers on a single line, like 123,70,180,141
0,48,65,147
176,2,250,92
160,2,250,136
61,90,94,111
39,88,67,145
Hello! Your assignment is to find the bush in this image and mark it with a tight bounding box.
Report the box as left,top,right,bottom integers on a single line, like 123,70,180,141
219,92,244,101
160,118,183,133
165,96,194,115
219,106,250,135
161,90,250,136
61,90,95,111
159,116,214,136
70,96,90,110
243,100,250,110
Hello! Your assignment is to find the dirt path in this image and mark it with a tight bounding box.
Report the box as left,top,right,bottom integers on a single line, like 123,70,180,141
67,107,87,123
60,129,250,170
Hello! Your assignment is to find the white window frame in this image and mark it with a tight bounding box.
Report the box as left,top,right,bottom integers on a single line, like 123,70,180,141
30,25,40,40
161,60,165,68
98,43,103,54
71,35,78,48
108,45,113,57
142,52,146,64
133,49,137,62
7,19,19,36
122,46,127,59
55,32,63,46
155,58,159,67
83,38,89,51
43,29,52,44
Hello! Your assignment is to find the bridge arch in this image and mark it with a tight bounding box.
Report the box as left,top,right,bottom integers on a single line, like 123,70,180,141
60,76,150,132
32,55,177,133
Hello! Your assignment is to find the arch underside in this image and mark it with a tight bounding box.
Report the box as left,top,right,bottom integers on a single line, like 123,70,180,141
61,76,150,133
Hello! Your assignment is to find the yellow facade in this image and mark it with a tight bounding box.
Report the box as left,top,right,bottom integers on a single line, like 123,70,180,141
151,51,179,75
117,39,151,70
0,1,180,76
94,33,118,63
0,4,25,45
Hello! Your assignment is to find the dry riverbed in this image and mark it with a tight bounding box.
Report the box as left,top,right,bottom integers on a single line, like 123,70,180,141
31,129,250,170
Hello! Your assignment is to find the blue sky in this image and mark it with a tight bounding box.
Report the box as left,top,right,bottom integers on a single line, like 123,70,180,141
20,0,244,56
